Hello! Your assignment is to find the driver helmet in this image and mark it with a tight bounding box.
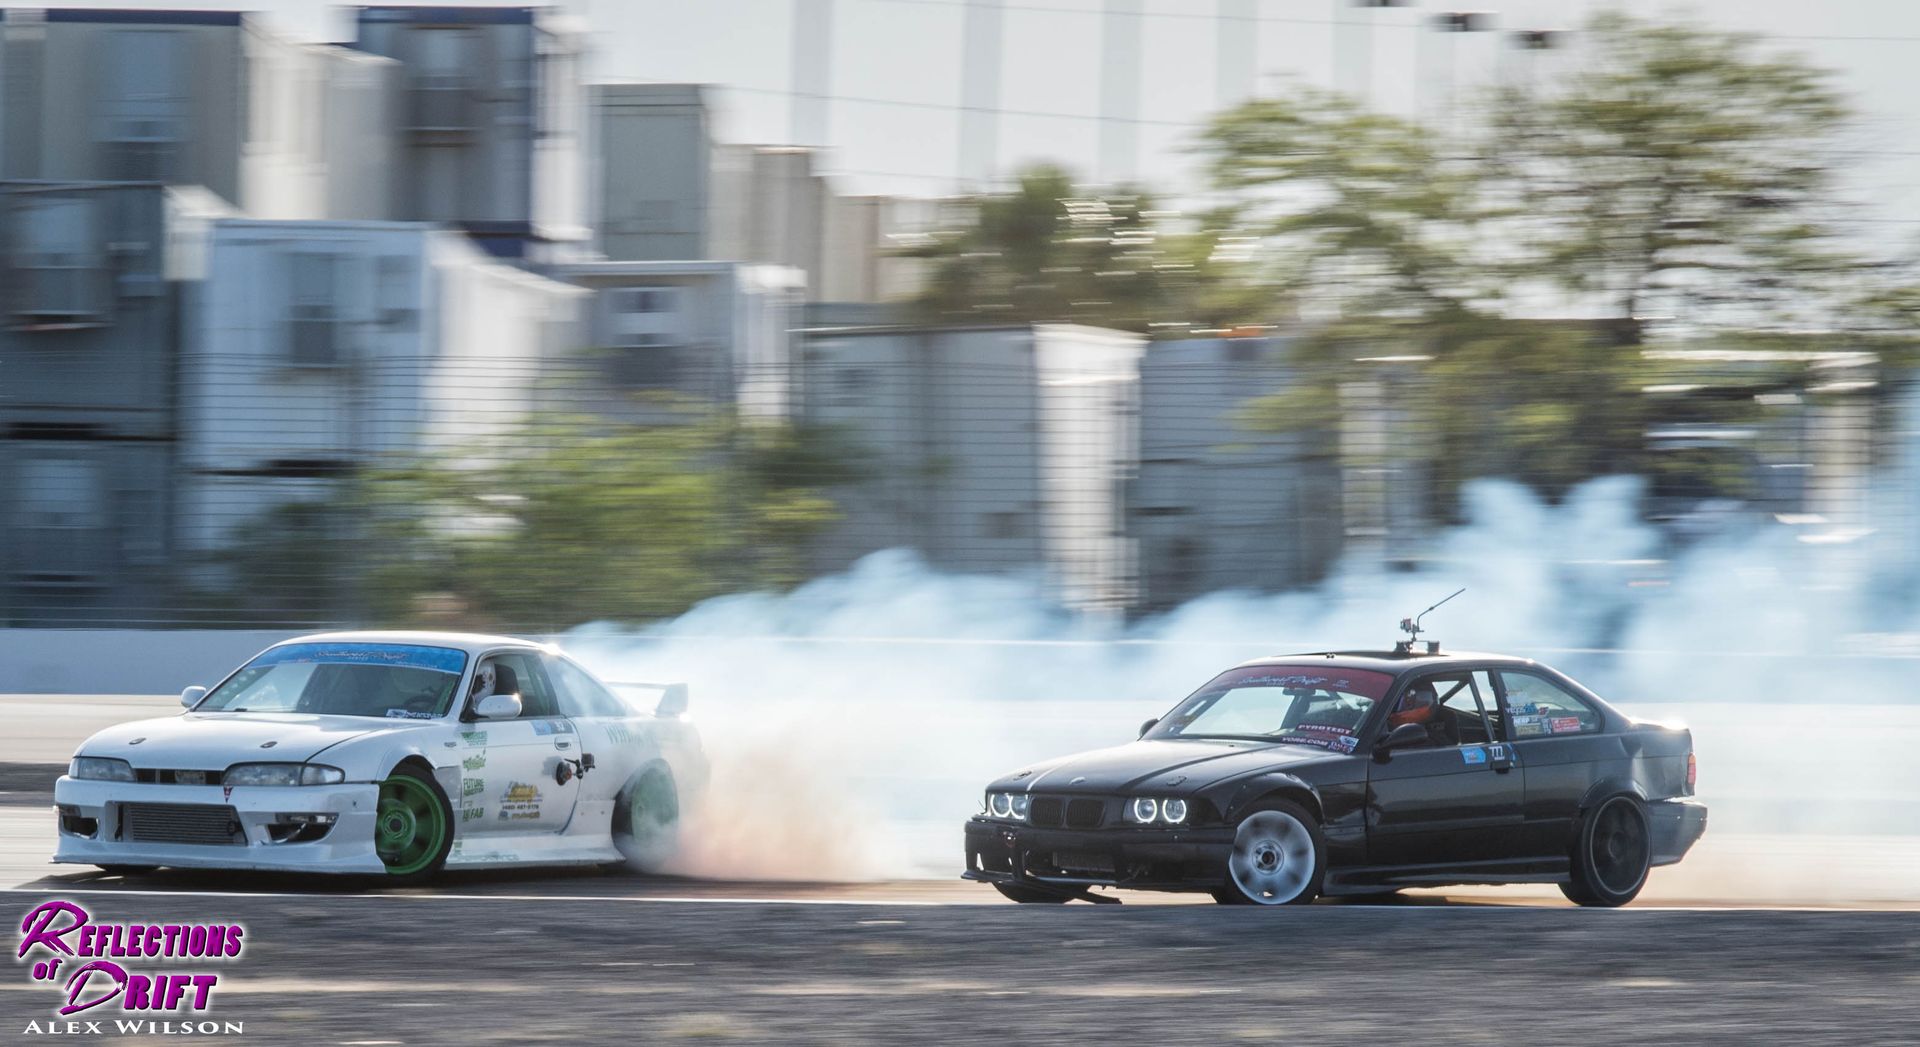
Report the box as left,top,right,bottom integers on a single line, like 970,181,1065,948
470,662,497,698
1389,683,1438,727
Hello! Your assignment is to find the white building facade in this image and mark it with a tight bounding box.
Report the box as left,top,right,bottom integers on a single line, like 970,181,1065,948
177,219,586,559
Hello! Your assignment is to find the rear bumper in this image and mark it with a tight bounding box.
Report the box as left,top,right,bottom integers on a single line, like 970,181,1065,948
51,775,385,874
962,816,1233,892
1648,798,1708,867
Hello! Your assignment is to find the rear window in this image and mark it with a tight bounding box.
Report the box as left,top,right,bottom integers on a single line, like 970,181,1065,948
1146,665,1395,752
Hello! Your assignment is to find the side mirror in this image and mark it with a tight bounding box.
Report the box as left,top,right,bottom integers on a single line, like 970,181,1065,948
180,685,207,709
475,693,524,720
1138,718,1159,739
1375,722,1431,757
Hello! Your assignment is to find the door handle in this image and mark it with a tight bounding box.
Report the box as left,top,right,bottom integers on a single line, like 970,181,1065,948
555,740,572,750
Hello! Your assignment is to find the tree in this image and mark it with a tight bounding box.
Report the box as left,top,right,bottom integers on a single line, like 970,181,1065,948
905,165,1260,332
1486,11,1859,343
357,411,849,631
1199,14,1873,515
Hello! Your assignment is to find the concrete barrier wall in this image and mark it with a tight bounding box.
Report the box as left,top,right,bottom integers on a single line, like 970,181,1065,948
0,630,305,695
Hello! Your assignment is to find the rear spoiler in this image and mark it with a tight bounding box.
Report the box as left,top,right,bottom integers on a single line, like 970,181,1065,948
607,680,689,718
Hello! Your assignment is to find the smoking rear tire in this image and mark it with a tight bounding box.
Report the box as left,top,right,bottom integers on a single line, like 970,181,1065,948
993,883,1071,904
615,767,681,872
1214,799,1326,906
1563,795,1652,907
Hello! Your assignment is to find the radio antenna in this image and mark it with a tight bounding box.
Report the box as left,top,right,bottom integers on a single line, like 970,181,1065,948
1398,587,1465,651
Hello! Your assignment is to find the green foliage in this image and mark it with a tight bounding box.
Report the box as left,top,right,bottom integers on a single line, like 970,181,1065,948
905,164,1264,332
1194,13,1879,513
357,412,845,630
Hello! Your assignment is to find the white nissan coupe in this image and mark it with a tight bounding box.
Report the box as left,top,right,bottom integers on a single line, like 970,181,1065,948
53,632,705,882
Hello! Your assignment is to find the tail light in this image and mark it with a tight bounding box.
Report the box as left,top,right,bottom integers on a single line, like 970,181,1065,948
1686,752,1697,793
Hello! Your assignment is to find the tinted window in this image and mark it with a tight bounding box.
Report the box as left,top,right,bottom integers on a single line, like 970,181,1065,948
546,656,628,718
1500,671,1601,736
1421,671,1501,745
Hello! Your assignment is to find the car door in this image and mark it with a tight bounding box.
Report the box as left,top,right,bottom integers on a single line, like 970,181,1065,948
1496,669,1610,858
543,653,641,815
1365,669,1526,868
457,650,582,837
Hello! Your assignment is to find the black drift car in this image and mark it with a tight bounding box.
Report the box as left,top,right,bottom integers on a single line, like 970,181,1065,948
964,648,1706,907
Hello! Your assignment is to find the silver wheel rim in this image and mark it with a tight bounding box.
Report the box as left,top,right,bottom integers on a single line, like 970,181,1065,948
1229,810,1314,904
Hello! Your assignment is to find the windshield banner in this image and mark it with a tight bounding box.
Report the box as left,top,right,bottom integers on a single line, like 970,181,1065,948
249,643,466,675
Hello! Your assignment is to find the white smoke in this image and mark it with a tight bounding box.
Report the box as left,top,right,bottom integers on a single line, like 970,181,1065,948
566,477,1920,899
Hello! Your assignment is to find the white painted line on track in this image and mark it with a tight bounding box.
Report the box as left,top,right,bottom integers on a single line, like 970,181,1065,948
0,886,1904,912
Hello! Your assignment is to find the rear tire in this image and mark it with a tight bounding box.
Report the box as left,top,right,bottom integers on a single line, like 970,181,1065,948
993,883,1071,904
614,767,681,872
1563,795,1651,907
1213,799,1326,905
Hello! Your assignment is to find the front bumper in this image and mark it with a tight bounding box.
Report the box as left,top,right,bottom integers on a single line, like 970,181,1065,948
962,816,1234,892
1648,797,1708,867
52,775,385,874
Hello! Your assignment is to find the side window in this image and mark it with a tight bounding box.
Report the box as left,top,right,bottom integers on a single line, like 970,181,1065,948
1421,673,1495,746
473,652,562,720
546,656,627,719
1500,672,1601,737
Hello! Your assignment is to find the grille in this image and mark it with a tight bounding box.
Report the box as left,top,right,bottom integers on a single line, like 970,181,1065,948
121,803,243,846
1027,796,1108,829
1066,799,1106,829
1051,850,1115,875
1030,797,1065,828
133,769,225,786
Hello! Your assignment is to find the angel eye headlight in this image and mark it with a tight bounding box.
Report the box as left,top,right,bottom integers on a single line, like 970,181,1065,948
988,791,1013,818
1161,798,1189,824
1129,797,1158,823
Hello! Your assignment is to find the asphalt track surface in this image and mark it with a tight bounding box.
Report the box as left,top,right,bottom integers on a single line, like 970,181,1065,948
6,695,1920,1043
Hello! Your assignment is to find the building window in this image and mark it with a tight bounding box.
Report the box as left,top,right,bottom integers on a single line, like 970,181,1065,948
287,252,341,367
376,256,416,329
611,287,675,314
10,196,101,321
407,29,477,137
102,31,186,181
14,455,108,580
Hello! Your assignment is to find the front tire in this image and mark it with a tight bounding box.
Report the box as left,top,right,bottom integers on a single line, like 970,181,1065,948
1213,800,1326,906
1562,794,1651,907
993,883,1071,904
375,765,453,885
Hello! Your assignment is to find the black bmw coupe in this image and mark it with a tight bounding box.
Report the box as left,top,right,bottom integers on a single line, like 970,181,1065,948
964,645,1705,906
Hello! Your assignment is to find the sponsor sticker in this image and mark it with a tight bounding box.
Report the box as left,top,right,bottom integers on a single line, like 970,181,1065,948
1461,747,1489,766
530,720,576,736
460,731,487,748
461,753,486,771
384,709,434,720
461,777,485,798
497,781,542,821
1549,716,1584,734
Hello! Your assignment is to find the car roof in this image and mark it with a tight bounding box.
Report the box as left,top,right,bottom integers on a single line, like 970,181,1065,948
274,630,551,659
1234,649,1542,679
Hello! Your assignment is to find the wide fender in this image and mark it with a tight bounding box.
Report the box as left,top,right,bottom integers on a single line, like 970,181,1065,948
1577,775,1649,815
352,735,460,798
1221,772,1325,824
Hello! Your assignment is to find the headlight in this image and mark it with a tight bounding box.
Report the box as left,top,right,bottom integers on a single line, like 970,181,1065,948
985,791,1030,820
1126,796,1189,824
70,757,135,782
223,763,345,787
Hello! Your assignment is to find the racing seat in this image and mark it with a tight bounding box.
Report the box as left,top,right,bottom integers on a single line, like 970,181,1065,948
491,663,519,696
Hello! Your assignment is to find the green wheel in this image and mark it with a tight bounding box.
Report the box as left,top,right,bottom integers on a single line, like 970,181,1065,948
375,766,452,882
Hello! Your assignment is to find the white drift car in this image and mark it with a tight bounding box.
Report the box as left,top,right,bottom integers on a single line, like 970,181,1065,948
53,632,705,882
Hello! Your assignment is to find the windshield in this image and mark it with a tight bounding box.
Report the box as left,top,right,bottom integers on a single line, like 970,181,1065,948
1146,665,1396,752
197,642,469,719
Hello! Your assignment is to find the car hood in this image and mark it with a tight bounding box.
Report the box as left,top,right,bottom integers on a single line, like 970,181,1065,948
1001,738,1344,794
74,712,432,769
